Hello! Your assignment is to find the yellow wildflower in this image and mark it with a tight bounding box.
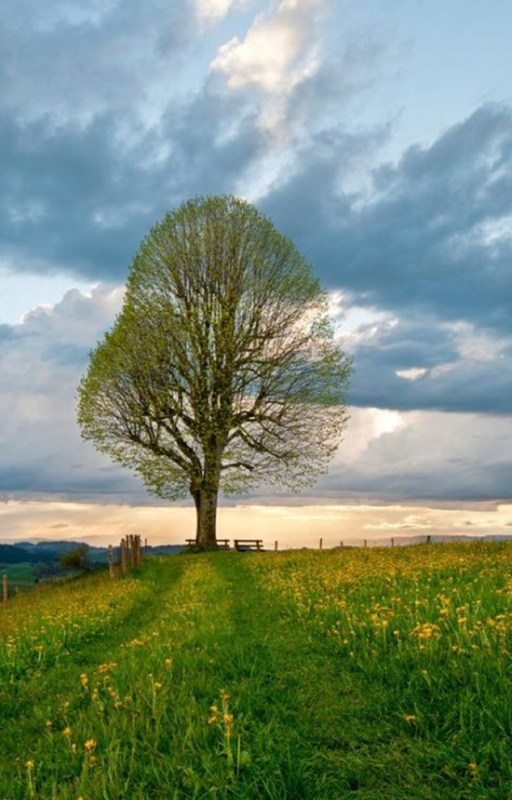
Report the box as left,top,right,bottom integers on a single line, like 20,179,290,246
97,662,117,674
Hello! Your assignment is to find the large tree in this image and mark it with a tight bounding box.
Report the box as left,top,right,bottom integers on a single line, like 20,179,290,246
77,196,352,547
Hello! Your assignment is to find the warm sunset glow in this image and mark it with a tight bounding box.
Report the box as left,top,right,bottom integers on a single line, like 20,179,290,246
1,500,511,550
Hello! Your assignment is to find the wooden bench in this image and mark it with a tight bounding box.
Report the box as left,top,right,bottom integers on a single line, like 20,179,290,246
216,539,231,550
234,539,263,552
185,539,231,549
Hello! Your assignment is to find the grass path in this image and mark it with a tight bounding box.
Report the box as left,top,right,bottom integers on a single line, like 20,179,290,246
209,555,472,800
1,551,510,798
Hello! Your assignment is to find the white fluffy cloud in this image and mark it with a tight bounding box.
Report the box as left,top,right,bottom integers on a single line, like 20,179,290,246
211,0,323,93
0,285,147,501
194,0,248,23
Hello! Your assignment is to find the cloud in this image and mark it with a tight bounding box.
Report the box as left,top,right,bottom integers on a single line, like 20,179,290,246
0,281,510,508
0,87,266,280
0,0,195,125
263,104,512,338
1,0,511,509
0,113,158,280
0,0,388,283
194,0,248,24
211,0,323,93
317,408,512,504
209,0,356,138
222,405,512,506
257,103,512,418
0,285,152,502
3,498,512,547
343,313,512,415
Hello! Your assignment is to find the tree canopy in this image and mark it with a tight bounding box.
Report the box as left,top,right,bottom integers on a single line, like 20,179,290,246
77,195,352,547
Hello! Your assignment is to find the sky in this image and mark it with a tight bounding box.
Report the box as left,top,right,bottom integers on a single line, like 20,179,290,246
1,0,512,548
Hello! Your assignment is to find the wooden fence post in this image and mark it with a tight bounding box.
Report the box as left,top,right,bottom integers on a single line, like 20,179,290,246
120,538,127,576
118,534,143,574
108,545,115,579
319,538,323,550
2,573,7,606
364,539,367,548
340,541,344,548
274,541,278,551
391,538,394,548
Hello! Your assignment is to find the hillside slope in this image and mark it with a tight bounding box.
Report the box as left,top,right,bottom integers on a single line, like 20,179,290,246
1,545,512,798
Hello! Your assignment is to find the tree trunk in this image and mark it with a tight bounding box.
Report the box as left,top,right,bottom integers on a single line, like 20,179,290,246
195,486,219,548
192,489,201,544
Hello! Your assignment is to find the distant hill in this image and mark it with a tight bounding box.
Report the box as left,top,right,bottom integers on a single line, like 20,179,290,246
146,544,185,555
0,540,186,568
0,543,57,565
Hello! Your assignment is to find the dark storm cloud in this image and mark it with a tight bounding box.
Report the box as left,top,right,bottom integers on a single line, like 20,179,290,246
350,354,512,415
0,463,146,501
1,100,511,423
0,112,151,279
0,0,511,430
345,316,512,415
332,463,512,503
157,81,264,201
350,318,460,370
0,0,196,120
264,104,512,337
0,83,265,281
0,0,266,281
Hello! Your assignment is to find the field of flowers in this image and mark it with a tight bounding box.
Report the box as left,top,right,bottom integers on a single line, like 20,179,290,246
247,542,512,794
1,542,512,798
0,571,142,681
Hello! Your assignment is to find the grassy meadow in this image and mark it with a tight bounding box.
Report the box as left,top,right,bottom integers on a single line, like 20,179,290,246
1,542,512,798
2,564,35,582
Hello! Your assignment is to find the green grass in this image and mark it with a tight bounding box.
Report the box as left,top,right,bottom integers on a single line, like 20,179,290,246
1,563,35,582
1,544,512,798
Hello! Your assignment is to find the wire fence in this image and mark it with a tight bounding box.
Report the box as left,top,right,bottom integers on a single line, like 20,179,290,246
314,534,512,550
